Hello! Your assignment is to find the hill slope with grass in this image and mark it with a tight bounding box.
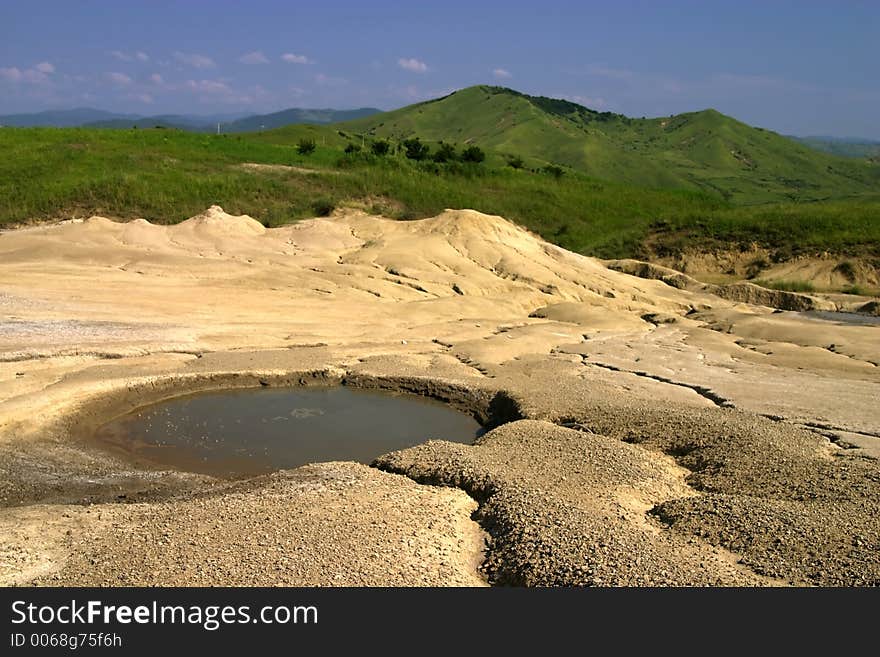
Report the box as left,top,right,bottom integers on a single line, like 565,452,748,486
342,85,880,204
1,125,878,271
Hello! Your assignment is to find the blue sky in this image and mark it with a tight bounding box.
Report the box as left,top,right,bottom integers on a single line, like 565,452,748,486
1,0,878,137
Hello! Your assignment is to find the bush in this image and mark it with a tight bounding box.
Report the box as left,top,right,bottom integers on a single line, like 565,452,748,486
461,145,485,163
834,260,857,281
433,142,457,163
370,140,391,156
344,142,362,154
542,164,565,179
403,138,430,161
296,138,316,155
311,198,335,216
745,257,769,279
506,154,525,169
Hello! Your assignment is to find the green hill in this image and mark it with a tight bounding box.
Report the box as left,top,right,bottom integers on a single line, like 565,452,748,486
2,126,878,267
342,85,880,204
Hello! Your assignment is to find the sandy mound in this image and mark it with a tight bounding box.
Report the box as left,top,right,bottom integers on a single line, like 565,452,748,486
0,205,692,313
174,205,266,236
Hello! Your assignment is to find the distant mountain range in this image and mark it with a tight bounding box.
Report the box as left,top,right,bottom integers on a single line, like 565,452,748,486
0,106,382,132
788,136,880,160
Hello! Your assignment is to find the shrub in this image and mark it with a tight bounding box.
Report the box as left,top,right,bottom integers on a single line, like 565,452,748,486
506,154,525,169
834,260,857,281
296,138,316,155
542,164,565,179
344,142,362,154
745,257,769,279
461,145,485,163
311,198,335,216
370,140,391,156
403,138,430,161
433,142,457,163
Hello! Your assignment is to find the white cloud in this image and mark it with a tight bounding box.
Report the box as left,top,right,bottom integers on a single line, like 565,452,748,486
239,51,269,65
23,70,48,83
281,53,310,64
398,57,428,73
173,51,215,69
492,68,512,79
149,73,164,85
113,50,149,63
0,67,22,82
185,79,231,94
179,78,270,106
1,65,50,84
106,71,132,86
35,61,55,74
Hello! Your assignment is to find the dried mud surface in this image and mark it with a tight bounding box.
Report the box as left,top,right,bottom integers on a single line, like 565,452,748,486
1,206,877,586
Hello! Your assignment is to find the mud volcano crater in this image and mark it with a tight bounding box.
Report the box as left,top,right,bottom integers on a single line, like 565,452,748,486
92,385,484,477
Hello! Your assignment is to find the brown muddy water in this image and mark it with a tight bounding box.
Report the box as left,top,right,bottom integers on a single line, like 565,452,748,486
93,386,482,477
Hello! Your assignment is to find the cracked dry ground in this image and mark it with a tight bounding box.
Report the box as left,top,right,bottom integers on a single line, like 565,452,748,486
1,206,878,586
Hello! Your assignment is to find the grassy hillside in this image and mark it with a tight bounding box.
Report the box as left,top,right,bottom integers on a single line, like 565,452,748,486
343,86,880,204
1,126,878,264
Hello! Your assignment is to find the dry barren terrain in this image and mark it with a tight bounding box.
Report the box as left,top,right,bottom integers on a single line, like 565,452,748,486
1,206,877,586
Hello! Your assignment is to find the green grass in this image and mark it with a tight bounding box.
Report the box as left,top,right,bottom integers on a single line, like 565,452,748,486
753,279,817,293
0,126,354,226
342,86,880,205
841,285,870,296
649,198,880,260
1,125,879,263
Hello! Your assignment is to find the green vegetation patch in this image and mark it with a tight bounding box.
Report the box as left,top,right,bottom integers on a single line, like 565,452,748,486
2,125,879,262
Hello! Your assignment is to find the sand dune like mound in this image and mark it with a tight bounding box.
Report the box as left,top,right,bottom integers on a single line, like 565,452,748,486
172,205,267,239
0,205,691,314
